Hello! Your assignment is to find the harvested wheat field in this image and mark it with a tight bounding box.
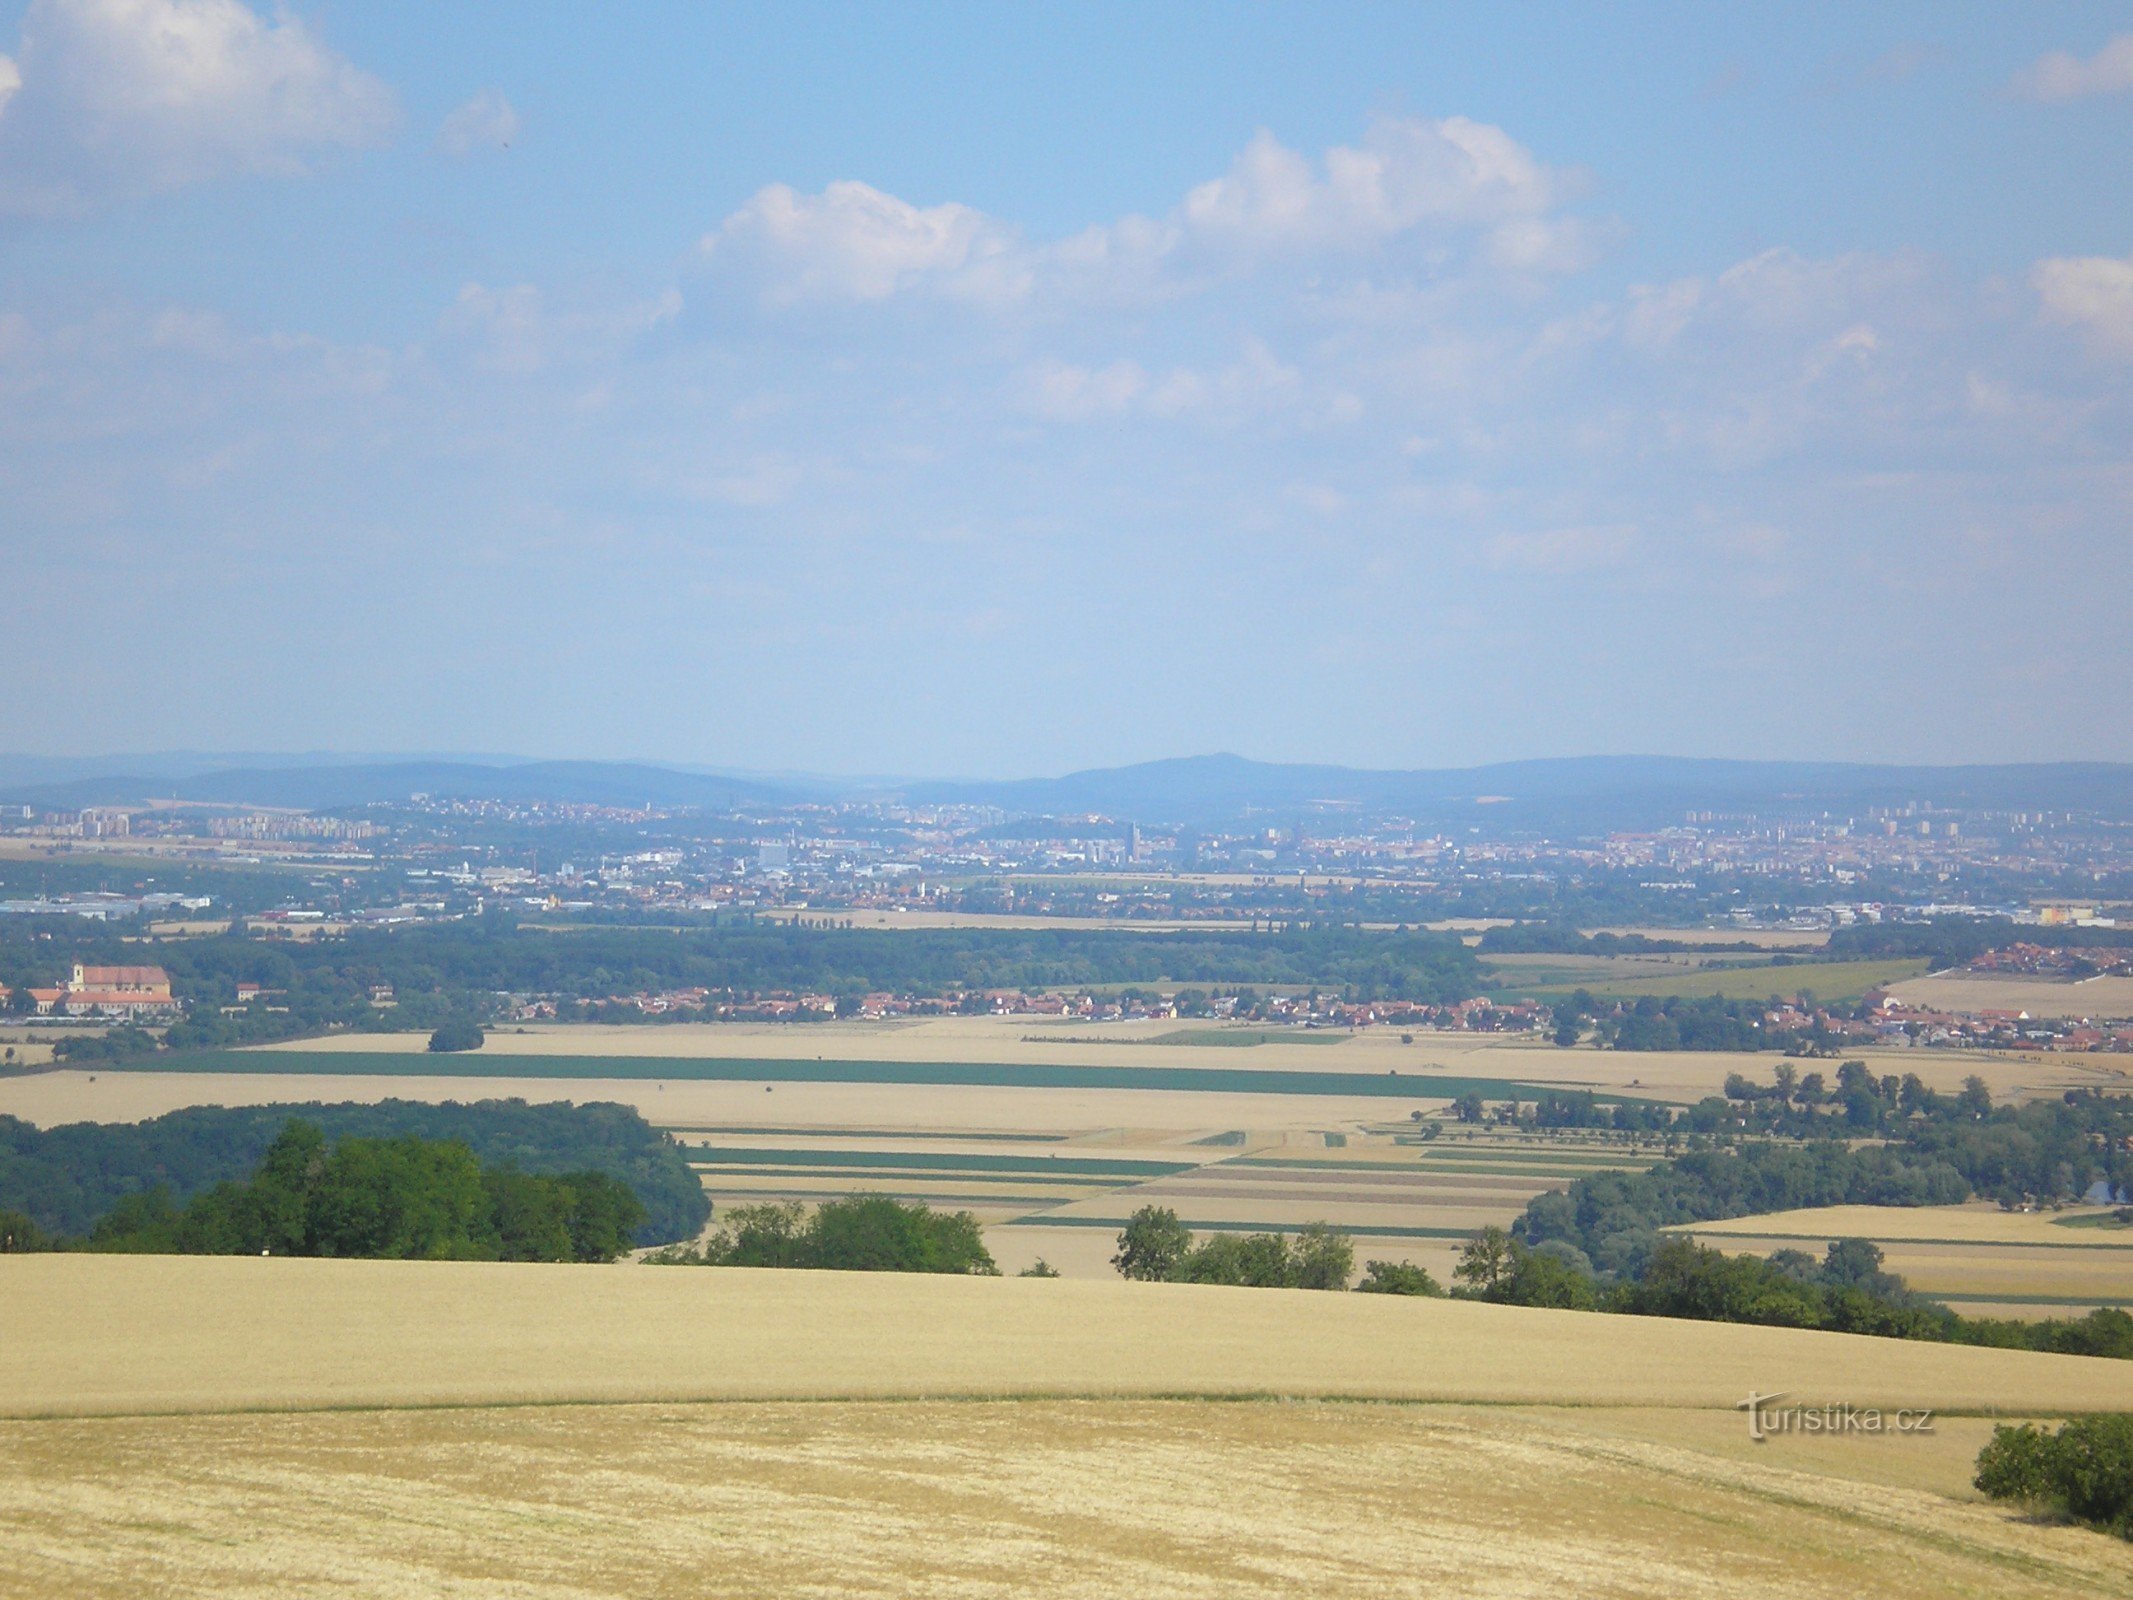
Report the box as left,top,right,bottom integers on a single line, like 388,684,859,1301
6,1258,2133,1598
1886,973,2133,1020
7,1255,2133,1418
7,1398,2133,1600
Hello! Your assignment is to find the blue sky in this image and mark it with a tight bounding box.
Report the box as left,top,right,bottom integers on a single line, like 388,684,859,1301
3,1,2130,776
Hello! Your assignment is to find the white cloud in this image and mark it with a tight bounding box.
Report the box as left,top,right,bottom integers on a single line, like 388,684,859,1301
2033,252,2133,352
703,179,1021,304
438,89,518,156
0,0,394,214
2012,34,2133,102
1181,117,1565,255
703,115,1594,308
0,53,19,115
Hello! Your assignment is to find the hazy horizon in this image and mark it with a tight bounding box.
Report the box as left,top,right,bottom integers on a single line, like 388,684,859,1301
4,2,2131,772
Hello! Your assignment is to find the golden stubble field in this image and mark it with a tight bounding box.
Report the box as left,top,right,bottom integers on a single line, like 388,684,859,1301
8,1255,2132,1417
1887,973,2133,1020
4,1258,2133,1599
8,1399,2133,1600
225,1013,2123,1098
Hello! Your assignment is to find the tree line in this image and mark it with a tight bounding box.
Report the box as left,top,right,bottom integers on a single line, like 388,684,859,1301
644,1195,998,1274
1509,1092,2132,1280
1453,1228,2133,1360
4,917,1482,1056
0,1098,708,1243
2,1120,646,1263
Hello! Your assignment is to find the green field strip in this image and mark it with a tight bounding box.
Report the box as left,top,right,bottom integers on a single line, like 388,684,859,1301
690,1165,1126,1188
1005,1215,1479,1240
146,1052,1646,1102
1920,1292,2133,1308
696,1185,1086,1211
1231,1155,1648,1176
659,1126,1072,1143
680,1147,1198,1177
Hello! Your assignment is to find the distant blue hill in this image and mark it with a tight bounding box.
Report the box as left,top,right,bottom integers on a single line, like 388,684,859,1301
908,752,2133,827
0,759,795,812
4,750,2130,827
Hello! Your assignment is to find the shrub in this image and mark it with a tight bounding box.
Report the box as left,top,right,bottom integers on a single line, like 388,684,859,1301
1976,1416,2133,1538
1355,1260,1444,1296
428,1019,486,1053
0,1208,50,1252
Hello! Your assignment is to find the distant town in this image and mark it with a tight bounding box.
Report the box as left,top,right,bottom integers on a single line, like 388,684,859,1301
3,759,2130,1053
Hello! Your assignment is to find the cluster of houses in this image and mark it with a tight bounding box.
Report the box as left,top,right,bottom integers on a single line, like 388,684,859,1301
1867,993,2133,1052
505,985,1552,1033
4,964,181,1020
1966,943,2133,978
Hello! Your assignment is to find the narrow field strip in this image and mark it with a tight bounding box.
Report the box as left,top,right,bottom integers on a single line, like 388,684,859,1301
1923,1291,2133,1308
148,1052,1632,1102
661,1125,1073,1143
1682,1230,2133,1252
1008,1215,1494,1241
682,1147,1201,1177
699,1169,1134,1194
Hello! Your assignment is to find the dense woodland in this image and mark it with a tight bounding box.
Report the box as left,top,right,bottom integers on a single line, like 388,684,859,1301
0,1098,707,1243
62,1121,647,1262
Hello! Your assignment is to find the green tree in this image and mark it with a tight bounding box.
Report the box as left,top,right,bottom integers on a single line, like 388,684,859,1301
1112,1205,1192,1281
1454,1226,1517,1295
1286,1222,1355,1290
428,1018,486,1053
1355,1259,1443,1296
1179,1231,1293,1287
0,1208,48,1251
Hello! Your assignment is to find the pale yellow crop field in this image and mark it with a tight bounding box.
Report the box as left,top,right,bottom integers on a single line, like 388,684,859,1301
0,1033,56,1068
1687,1203,2133,1248
1886,973,2133,1019
7,1255,2132,1418
6,1259,2133,1598
1584,926,1834,948
10,1398,2131,1600
229,1014,2104,1103
1680,1204,2133,1317
0,1068,1472,1137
